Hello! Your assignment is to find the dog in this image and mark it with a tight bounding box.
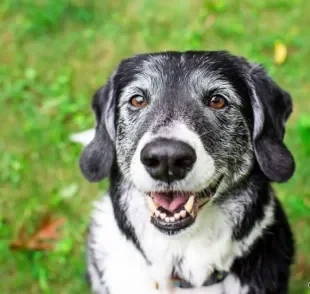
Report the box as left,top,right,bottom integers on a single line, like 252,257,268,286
78,51,295,294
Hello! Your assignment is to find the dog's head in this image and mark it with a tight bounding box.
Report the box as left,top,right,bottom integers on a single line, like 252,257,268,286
80,51,294,234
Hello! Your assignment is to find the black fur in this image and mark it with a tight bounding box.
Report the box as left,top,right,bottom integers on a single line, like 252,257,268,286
249,64,295,182
80,81,116,181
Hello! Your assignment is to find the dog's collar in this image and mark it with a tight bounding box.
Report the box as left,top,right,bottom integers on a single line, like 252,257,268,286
171,270,228,288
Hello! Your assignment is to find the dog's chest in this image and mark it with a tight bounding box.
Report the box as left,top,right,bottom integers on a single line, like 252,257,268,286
138,211,235,288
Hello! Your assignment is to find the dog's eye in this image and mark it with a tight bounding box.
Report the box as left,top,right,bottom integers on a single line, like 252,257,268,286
130,96,148,108
208,96,227,109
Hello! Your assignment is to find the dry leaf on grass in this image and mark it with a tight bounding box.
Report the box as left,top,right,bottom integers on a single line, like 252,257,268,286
274,41,287,65
10,214,66,251
294,253,310,280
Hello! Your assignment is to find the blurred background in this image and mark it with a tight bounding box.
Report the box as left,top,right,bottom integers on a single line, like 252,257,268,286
0,0,309,293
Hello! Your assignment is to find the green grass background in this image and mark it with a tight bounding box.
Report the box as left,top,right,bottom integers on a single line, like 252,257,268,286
0,0,309,293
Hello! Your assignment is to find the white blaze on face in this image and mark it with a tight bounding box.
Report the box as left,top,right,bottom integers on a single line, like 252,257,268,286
130,122,216,192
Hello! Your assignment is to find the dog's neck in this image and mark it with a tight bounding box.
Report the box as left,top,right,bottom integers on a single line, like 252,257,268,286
108,162,272,258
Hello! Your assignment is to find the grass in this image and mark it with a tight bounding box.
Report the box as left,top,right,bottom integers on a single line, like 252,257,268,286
0,0,309,293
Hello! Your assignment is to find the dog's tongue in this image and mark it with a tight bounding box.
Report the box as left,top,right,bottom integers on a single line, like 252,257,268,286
152,192,190,213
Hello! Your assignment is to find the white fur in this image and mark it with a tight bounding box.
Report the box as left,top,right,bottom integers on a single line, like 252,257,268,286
173,275,249,294
70,128,95,146
130,122,216,192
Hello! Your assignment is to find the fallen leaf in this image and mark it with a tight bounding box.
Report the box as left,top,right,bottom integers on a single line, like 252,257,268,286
10,214,66,251
274,41,287,65
294,253,310,280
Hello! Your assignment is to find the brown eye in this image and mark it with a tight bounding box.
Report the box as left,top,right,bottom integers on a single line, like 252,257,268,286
130,96,148,108
208,96,226,109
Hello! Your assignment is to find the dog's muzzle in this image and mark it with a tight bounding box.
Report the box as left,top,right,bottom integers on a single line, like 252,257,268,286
140,138,196,183
140,137,221,233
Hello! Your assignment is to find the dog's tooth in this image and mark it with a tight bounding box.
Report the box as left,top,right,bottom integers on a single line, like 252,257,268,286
170,217,175,222
174,213,181,220
147,196,159,213
155,210,160,217
165,217,170,222
184,195,195,213
180,210,187,218
160,213,166,220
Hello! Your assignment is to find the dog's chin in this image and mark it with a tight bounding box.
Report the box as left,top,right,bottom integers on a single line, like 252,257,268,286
145,179,222,235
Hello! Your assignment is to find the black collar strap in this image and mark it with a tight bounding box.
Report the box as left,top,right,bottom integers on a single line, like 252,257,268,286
172,270,229,288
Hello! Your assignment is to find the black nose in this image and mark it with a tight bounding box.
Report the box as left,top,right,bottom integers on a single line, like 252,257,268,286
140,138,196,183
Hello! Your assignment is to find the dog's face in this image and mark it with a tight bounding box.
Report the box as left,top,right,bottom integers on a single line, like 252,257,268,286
80,51,294,234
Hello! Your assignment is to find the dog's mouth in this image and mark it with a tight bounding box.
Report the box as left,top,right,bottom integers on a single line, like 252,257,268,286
146,179,221,234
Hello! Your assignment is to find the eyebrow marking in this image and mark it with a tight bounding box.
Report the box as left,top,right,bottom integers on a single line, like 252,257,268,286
189,69,242,106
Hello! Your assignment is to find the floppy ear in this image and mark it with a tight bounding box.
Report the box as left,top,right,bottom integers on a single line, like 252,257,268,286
249,64,295,182
79,76,116,182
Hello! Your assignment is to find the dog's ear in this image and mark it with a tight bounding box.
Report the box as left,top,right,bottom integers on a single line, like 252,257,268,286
79,75,116,182
249,64,295,182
